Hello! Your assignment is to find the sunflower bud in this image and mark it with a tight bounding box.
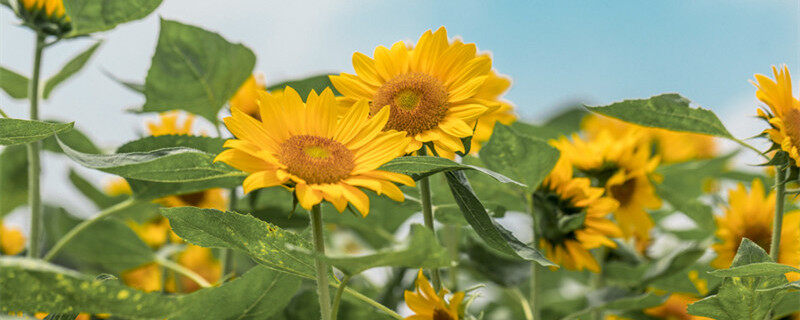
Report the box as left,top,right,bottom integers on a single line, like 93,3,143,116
13,0,71,36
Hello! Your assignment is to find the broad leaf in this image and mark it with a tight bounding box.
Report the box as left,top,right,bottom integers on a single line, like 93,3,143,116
0,145,27,217
116,134,226,154
479,124,560,191
444,170,554,266
655,183,716,233
64,0,163,36
54,218,154,274
463,236,530,287
586,93,733,138
68,169,124,209
267,74,339,100
142,19,256,122
565,287,667,320
0,66,28,99
709,262,800,278
42,122,101,154
380,155,524,186
0,119,73,146
43,41,102,99
641,244,705,284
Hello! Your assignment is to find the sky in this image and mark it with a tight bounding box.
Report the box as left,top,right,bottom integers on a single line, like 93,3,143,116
1,0,799,223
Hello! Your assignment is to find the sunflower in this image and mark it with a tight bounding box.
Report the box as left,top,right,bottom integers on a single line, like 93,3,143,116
712,179,800,281
330,27,508,157
469,72,516,153
553,129,661,244
215,87,414,216
14,0,70,36
643,294,712,320
230,73,267,120
404,269,465,320
1,222,26,255
535,153,622,272
753,65,800,164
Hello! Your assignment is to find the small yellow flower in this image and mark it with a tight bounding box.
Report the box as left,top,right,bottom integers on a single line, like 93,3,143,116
404,270,464,320
15,0,70,35
177,244,221,293
753,65,800,164
215,87,414,216
553,129,661,244
230,73,267,120
146,111,195,137
331,27,511,157
537,154,622,272
712,179,800,281
1,222,26,255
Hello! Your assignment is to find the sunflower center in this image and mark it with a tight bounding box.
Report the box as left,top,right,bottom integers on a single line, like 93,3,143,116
372,72,448,135
609,178,637,206
737,224,773,253
278,135,355,184
178,191,206,207
433,308,455,320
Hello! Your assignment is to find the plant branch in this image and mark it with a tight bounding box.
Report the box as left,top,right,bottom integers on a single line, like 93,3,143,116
330,274,352,320
311,204,332,319
770,166,787,261
26,32,45,258
417,147,443,291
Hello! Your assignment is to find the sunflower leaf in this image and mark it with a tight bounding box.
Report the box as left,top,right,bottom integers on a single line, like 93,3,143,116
141,19,255,123
0,65,29,99
0,119,74,146
478,124,560,192
380,155,525,187
43,41,102,99
709,262,800,278
564,287,667,320
64,0,163,36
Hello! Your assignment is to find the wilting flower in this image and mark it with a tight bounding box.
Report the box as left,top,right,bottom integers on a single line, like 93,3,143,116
553,129,661,244
712,179,800,281
535,154,622,272
331,27,510,157
215,87,414,216
14,0,71,35
1,221,26,255
230,73,267,120
582,115,716,164
753,65,800,164
404,270,464,320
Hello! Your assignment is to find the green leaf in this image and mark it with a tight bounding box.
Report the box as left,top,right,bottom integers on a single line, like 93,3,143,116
557,212,586,233
54,218,155,274
317,224,450,275
102,69,144,93
0,66,28,99
68,169,123,209
42,122,101,154
479,124,560,192
43,313,80,320
709,262,800,278
444,170,554,266
162,207,317,279
564,288,667,320
64,0,163,36
267,74,339,100
0,145,27,217
116,134,226,154
772,291,800,319
655,183,716,232
323,191,418,248
56,133,244,183
380,155,524,186
463,235,529,287
585,93,733,138
43,41,102,99
142,19,256,123
0,119,73,146
641,244,705,284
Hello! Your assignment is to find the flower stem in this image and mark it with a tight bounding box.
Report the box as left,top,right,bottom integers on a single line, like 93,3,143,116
770,166,787,261
526,193,540,320
156,256,212,288
310,204,332,320
43,198,138,261
509,287,534,320
444,224,460,290
330,274,352,320
341,286,402,319
417,147,443,291
26,32,45,258
219,187,237,277
590,247,608,320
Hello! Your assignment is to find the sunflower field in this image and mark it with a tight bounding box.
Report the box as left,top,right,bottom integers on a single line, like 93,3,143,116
1,1,799,320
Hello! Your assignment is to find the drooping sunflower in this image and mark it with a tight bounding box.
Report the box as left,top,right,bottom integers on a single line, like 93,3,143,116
535,153,622,272
230,73,267,120
712,179,800,281
215,87,414,216
753,65,800,164
553,129,661,244
331,27,509,157
14,0,71,35
404,269,465,320
582,115,717,164
1,221,26,255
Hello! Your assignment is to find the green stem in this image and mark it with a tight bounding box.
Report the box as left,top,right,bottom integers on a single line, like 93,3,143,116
509,287,534,320
526,193,540,320
43,198,138,261
26,32,45,258
311,205,332,320
219,187,237,277
733,138,770,161
341,286,402,319
0,107,9,118
590,247,608,320
417,147,443,291
156,256,212,288
445,224,460,290
770,166,787,261
330,274,352,320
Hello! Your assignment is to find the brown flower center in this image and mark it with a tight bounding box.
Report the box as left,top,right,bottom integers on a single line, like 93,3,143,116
278,135,355,184
609,178,637,207
736,224,773,254
372,72,448,135
433,308,455,320
177,192,206,207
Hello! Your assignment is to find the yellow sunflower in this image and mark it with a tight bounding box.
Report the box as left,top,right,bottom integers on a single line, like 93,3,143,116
19,0,65,18
536,153,622,272
753,65,800,164
583,115,716,164
1,222,26,255
404,269,465,320
330,27,508,157
712,179,800,281
215,87,414,216
643,294,712,320
230,73,267,120
553,130,661,244
177,244,221,292
469,72,516,153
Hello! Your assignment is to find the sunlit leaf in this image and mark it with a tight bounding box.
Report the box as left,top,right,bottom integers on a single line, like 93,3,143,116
64,0,163,36
0,119,73,146
380,155,524,186
479,124,560,192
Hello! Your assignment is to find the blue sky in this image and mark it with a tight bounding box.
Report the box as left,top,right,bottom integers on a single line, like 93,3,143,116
0,0,798,217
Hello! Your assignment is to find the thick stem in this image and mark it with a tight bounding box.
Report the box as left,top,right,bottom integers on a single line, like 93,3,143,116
311,205,332,320
43,198,137,261
526,193,540,320
417,147,443,291
770,166,787,261
330,274,352,320
26,32,45,258
219,187,237,277
156,256,212,288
